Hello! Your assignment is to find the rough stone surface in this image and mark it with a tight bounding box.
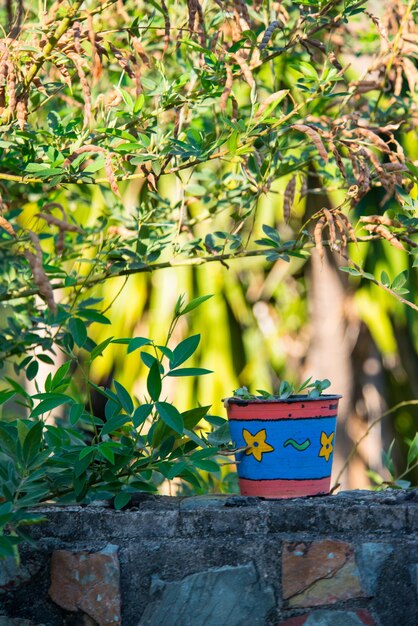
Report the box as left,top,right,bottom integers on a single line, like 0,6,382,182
277,609,376,625
282,540,364,607
137,563,275,626
48,544,121,626
410,564,418,596
0,490,416,626
0,556,40,592
356,543,394,595
0,615,43,626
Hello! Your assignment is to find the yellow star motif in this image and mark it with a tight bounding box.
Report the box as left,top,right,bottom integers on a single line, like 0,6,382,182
242,428,274,462
319,431,334,462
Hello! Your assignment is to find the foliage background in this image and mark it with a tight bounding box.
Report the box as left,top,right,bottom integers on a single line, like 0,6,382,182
0,0,417,510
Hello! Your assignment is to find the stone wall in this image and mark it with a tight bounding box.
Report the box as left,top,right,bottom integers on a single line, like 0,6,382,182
1,489,417,626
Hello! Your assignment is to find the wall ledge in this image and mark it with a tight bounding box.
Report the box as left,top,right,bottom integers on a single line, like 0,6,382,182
1,489,417,626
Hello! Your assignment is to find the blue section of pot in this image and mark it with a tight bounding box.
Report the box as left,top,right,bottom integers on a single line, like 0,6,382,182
229,417,337,480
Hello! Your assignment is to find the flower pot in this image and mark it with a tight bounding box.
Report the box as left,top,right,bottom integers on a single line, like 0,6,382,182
224,394,342,498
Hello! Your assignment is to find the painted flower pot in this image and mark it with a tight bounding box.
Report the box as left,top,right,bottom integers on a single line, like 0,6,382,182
224,394,341,498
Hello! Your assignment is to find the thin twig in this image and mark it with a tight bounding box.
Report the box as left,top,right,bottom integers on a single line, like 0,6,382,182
332,400,418,490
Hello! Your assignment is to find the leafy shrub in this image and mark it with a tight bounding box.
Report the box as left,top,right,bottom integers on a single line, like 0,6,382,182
0,0,417,555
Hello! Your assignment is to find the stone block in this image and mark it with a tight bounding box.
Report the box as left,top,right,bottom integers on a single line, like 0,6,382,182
277,609,376,625
0,615,43,626
355,542,393,596
0,556,40,593
137,562,275,626
410,563,418,597
48,544,121,626
267,501,320,533
407,503,418,532
179,495,230,511
77,509,179,540
282,539,365,607
179,507,268,537
368,505,408,532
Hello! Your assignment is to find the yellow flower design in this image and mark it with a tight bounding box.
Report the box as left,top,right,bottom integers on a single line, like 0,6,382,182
319,431,334,462
242,428,274,462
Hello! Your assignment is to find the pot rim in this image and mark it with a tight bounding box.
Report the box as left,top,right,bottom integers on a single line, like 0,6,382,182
223,393,342,406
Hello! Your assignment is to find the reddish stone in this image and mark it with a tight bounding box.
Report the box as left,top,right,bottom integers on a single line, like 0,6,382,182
282,540,365,608
48,544,121,625
276,617,308,626
277,610,376,626
356,609,376,626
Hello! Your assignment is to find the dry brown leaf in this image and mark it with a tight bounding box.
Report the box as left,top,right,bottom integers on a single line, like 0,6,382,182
255,90,288,119
220,64,233,112
283,176,296,223
313,216,326,260
36,213,83,233
292,124,328,162
357,127,390,153
323,208,336,248
363,224,405,250
259,21,280,51
25,231,57,313
0,215,16,237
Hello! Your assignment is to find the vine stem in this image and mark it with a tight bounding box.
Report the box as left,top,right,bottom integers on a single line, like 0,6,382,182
339,251,418,313
1,238,417,314
332,399,418,490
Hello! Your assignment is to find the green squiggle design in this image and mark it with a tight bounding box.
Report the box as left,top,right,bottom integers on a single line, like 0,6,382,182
283,438,311,451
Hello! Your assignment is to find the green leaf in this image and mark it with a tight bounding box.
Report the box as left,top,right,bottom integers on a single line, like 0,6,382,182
180,295,213,315
141,351,162,370
127,337,152,353
407,433,418,466
382,440,396,476
0,536,19,557
339,266,362,276
392,272,407,291
51,361,72,390
98,443,115,464
165,461,188,479
156,345,173,360
31,394,73,417
68,317,88,348
191,458,219,472
69,404,84,426
101,414,131,436
262,224,281,244
182,405,211,429
183,428,208,448
26,360,39,381
133,94,145,114
114,381,134,414
132,404,153,428
147,361,162,402
114,492,131,510
79,446,96,460
167,367,212,377
170,335,200,369
0,424,17,455
155,402,184,433
380,271,390,287
22,421,43,466
89,337,114,361
78,310,111,325
207,422,231,445
0,501,13,527
0,390,15,406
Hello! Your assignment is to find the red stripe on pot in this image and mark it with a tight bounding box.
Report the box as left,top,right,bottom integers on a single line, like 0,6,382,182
238,476,331,499
227,401,338,420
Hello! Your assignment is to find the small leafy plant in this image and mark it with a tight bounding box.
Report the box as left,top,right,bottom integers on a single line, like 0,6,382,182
232,377,331,401
0,295,227,558
368,434,418,491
